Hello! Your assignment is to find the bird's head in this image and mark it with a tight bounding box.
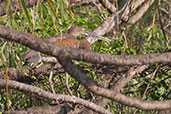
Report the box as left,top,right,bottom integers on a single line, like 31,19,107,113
67,25,88,37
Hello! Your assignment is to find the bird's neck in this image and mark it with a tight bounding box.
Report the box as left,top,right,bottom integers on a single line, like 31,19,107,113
67,31,77,37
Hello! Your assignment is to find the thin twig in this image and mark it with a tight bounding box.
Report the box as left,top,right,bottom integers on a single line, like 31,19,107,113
133,65,160,114
158,6,169,46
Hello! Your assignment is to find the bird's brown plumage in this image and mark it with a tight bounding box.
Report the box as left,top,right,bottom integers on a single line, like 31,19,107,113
23,25,112,63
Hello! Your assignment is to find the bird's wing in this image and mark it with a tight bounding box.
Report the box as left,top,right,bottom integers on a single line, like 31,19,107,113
23,33,76,64
23,50,40,63
45,33,76,43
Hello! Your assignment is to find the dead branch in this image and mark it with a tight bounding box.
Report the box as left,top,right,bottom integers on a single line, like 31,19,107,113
78,65,149,114
111,65,149,93
0,25,170,66
128,0,155,24
0,79,112,114
0,0,170,112
57,57,171,110
93,0,131,36
0,64,63,81
5,104,72,114
99,0,116,13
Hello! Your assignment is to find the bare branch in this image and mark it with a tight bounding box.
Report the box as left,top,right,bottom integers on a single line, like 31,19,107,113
99,0,116,13
158,6,169,46
130,0,151,12
0,64,63,81
0,79,112,114
0,26,170,66
89,0,150,41
158,109,171,114
0,25,170,110
111,65,149,93
128,0,155,24
79,65,149,114
5,104,72,114
57,58,171,110
115,93,171,110
93,0,131,36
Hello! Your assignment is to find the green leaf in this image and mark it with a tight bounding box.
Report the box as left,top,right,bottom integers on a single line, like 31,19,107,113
0,42,7,65
20,0,33,31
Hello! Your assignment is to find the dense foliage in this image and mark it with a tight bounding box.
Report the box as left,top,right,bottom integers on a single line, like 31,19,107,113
0,0,170,113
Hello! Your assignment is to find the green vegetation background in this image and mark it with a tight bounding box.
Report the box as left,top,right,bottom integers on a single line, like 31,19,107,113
0,0,170,114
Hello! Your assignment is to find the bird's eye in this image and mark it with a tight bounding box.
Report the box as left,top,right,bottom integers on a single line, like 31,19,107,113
82,28,86,31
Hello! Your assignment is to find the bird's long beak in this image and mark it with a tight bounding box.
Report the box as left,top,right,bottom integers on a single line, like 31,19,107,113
85,31,113,42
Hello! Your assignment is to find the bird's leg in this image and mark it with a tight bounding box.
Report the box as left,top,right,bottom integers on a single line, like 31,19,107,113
65,73,73,96
49,63,56,94
36,52,43,68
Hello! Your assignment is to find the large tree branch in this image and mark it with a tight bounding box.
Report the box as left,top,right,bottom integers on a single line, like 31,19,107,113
0,64,63,81
93,0,131,36
57,57,171,110
0,25,170,66
111,65,149,93
96,0,147,34
0,25,170,110
128,0,155,24
5,105,72,114
78,65,149,114
0,79,112,114
91,0,149,36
